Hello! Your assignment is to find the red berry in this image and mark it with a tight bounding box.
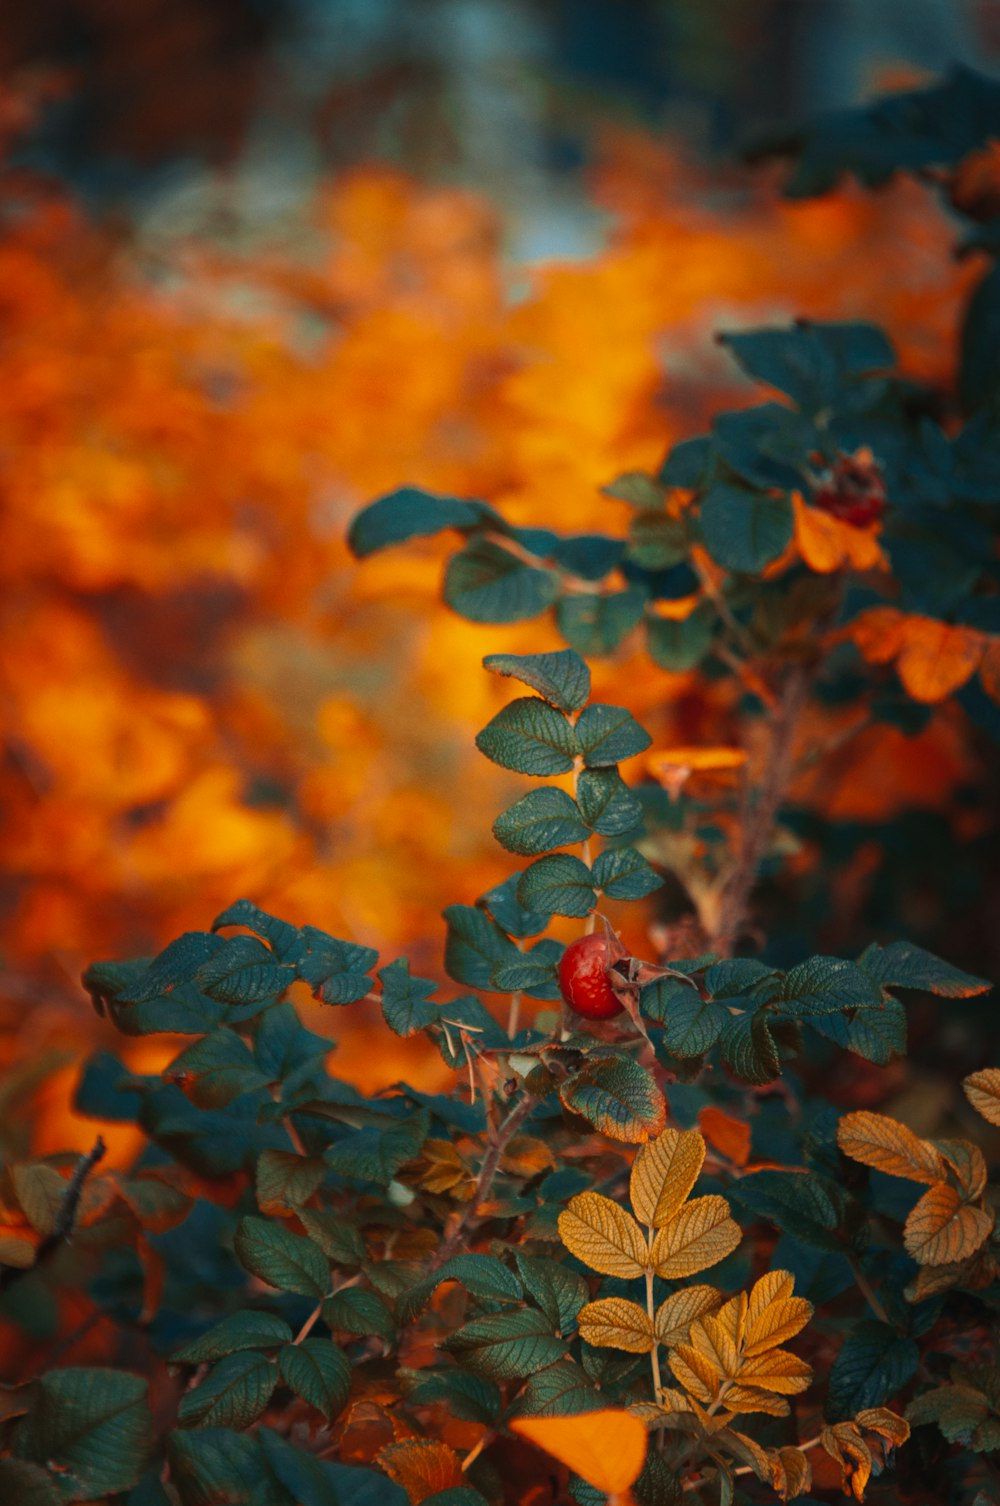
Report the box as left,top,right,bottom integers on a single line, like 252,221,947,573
558,934,623,1020
812,450,887,527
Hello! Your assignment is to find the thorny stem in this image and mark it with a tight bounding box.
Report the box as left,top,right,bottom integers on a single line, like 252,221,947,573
0,1135,106,1294
433,1091,535,1268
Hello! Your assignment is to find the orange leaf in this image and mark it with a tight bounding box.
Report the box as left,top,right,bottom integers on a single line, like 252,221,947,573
895,619,983,703
903,1182,993,1266
510,1410,647,1496
963,1068,1000,1127
980,639,1000,703
649,1195,742,1279
377,1439,464,1503
850,607,907,664
793,494,885,575
698,1106,751,1168
837,1111,946,1185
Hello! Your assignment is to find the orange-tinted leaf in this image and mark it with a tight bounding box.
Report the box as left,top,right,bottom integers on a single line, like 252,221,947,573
821,1423,873,1502
654,1286,724,1348
377,1439,464,1503
855,1408,910,1449
722,1384,791,1417
510,1409,647,1495
837,1111,946,1185
629,1127,705,1228
668,1341,721,1403
737,1349,812,1394
896,618,983,703
689,1312,739,1379
980,640,1000,703
577,1298,654,1353
769,1445,812,1501
558,1191,648,1279
903,1182,993,1266
744,1271,812,1358
964,1068,1000,1127
934,1138,987,1200
850,607,907,664
698,1105,751,1168
500,1136,557,1178
793,494,885,575
650,1195,741,1279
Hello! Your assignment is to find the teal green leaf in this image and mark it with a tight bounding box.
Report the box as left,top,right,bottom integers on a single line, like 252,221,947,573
556,589,646,656
130,933,225,1002
720,1009,780,1083
517,855,595,918
482,649,591,713
0,1460,63,1506
256,1430,342,1506
592,847,663,900
435,995,509,1069
444,1308,566,1380
575,703,652,767
233,1216,329,1298
626,511,687,569
659,436,712,488
396,1253,523,1324
377,959,438,1037
278,1340,351,1422
779,956,882,1016
493,788,590,856
177,1352,276,1430
322,1287,395,1346
324,1109,429,1187
255,1148,326,1212
442,905,520,988
401,1369,502,1425
12,1369,152,1502
295,928,377,1005
704,959,777,998
825,1322,918,1419
645,986,727,1057
559,1056,666,1143
512,1359,602,1417
196,937,296,1006
601,471,666,508
211,901,302,962
646,604,716,671
515,1253,587,1335
857,940,991,998
165,1031,268,1109
476,696,578,775
171,1312,294,1365
166,1429,264,1506
732,1169,842,1252
698,483,793,573
479,875,551,939
575,767,643,837
347,487,495,558
809,1000,907,1064
253,1003,330,1081
491,941,561,998
423,1489,490,1506
296,1209,366,1267
445,538,558,623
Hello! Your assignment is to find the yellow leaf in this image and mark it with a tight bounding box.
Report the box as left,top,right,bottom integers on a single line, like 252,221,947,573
654,1285,724,1348
668,1341,721,1403
964,1068,1000,1127
903,1182,993,1266
629,1127,705,1228
821,1423,872,1502
649,1194,741,1279
558,1191,648,1279
896,618,983,703
711,1291,748,1351
510,1410,647,1496
855,1408,910,1449
769,1445,812,1501
377,1439,464,1504
744,1271,812,1358
689,1312,739,1379
837,1111,946,1185
721,1384,791,1417
737,1349,812,1394
577,1298,655,1353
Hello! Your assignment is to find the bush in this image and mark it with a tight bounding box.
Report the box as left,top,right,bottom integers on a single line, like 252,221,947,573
1,67,999,1506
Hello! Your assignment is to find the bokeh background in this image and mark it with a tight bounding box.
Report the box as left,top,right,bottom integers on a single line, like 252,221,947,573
2,0,999,1158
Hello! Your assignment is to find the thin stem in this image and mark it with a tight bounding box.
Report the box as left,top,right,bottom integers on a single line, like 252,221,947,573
283,1116,309,1158
645,1266,663,1403
293,1302,324,1345
461,1430,494,1473
0,1136,106,1294
850,1256,892,1326
433,1091,535,1268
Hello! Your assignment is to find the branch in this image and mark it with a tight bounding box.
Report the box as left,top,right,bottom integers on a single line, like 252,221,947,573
433,1092,535,1267
0,1136,107,1293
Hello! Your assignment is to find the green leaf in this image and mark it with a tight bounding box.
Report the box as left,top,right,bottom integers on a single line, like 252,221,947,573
348,487,495,558
493,788,590,856
324,1109,429,1187
233,1216,329,1298
482,650,591,713
659,436,712,488
513,1359,602,1417
322,1287,395,1346
476,697,579,777
626,512,688,570
435,995,509,1069
646,605,715,671
256,1149,326,1213
601,471,666,508
172,1312,294,1365
479,875,551,939
165,1031,268,1109
295,928,378,1006
445,1308,566,1380
397,1254,523,1324
296,1209,366,1267
559,1056,666,1144
779,956,882,1016
442,905,520,988
0,1460,63,1506
575,767,643,837
166,1430,265,1506
423,1489,490,1506
177,1352,277,1430
278,1340,351,1421
575,703,652,767
720,1009,780,1083
592,847,663,900
809,1001,907,1065
491,941,561,998
12,1368,152,1501
732,1169,842,1252
645,986,726,1057
517,855,596,918
717,325,840,412
211,901,302,962
378,959,438,1037
514,1253,587,1335
130,933,225,1003
825,1322,919,1420
556,589,646,656
445,539,558,623
196,937,295,1006
698,483,793,574
857,941,991,998
402,1369,502,1425
257,1430,344,1506
704,959,777,998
